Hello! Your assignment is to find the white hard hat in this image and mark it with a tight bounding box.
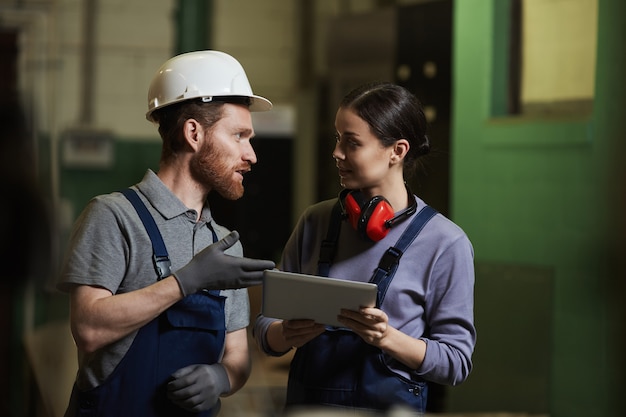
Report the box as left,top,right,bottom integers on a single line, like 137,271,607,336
146,50,272,121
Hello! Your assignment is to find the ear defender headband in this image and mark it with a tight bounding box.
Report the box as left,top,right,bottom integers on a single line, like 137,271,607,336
339,184,418,242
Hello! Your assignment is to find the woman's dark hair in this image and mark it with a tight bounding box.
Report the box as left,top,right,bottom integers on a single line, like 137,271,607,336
151,99,225,161
340,82,430,174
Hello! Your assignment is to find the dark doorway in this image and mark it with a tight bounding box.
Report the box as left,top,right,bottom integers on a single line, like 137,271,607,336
396,0,453,218
207,137,293,263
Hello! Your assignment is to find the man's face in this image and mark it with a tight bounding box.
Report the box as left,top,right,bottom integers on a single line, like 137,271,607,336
190,104,257,200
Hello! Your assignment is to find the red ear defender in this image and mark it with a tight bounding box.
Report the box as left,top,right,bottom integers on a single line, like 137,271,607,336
340,186,418,242
342,190,395,241
343,192,363,230
361,196,395,241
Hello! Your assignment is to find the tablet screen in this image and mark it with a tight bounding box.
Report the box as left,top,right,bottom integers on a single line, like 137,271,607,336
261,269,378,327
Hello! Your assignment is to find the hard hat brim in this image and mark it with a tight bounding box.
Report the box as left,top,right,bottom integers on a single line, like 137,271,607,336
249,94,273,112
146,94,272,122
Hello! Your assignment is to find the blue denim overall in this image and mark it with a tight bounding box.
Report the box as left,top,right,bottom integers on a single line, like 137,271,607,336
67,292,226,417
286,203,437,413
64,189,226,417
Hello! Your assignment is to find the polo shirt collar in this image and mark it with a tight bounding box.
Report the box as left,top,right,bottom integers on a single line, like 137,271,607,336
135,169,210,221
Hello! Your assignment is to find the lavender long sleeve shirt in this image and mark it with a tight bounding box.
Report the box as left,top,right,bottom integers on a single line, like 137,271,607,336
254,196,476,386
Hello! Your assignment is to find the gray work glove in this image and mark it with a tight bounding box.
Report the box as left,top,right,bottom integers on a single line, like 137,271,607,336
172,230,275,296
167,363,230,412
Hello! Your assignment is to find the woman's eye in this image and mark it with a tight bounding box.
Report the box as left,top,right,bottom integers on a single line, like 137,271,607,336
335,134,360,148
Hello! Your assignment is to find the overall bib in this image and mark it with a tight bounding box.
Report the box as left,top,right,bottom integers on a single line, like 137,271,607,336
286,203,437,413
67,291,226,417
65,189,227,417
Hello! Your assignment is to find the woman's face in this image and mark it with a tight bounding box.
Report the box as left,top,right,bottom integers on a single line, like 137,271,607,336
333,106,394,194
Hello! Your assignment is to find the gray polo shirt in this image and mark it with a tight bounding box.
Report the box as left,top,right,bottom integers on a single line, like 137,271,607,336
58,169,250,390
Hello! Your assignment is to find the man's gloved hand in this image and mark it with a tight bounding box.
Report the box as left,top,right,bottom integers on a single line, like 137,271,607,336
172,230,275,296
167,363,230,412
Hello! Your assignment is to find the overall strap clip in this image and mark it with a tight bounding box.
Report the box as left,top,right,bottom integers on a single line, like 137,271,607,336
121,188,172,280
377,247,403,273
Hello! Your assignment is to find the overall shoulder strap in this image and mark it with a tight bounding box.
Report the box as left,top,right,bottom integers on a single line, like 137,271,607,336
317,199,343,277
371,205,438,306
120,188,172,279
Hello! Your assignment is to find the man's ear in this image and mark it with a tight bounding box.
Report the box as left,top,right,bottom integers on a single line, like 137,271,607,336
183,119,203,152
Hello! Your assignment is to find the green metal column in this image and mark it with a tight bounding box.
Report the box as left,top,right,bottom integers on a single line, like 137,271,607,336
174,0,213,54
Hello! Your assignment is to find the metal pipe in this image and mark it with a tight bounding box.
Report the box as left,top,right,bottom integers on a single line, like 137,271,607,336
79,0,97,125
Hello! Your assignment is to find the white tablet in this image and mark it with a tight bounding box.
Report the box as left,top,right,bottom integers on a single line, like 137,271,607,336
261,269,378,327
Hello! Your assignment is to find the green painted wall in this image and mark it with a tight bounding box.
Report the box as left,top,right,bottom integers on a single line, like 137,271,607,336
31,138,161,323
449,1,625,416
59,140,161,215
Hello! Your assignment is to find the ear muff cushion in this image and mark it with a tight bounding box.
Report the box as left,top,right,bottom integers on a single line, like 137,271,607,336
360,196,395,241
344,192,363,230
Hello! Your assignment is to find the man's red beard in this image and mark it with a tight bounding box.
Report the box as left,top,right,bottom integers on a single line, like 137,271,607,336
190,139,246,200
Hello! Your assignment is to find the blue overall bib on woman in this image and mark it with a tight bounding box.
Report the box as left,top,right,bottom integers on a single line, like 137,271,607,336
286,203,437,413
65,189,227,417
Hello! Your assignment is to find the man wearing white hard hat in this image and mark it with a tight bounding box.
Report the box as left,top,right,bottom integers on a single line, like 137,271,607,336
57,50,275,417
